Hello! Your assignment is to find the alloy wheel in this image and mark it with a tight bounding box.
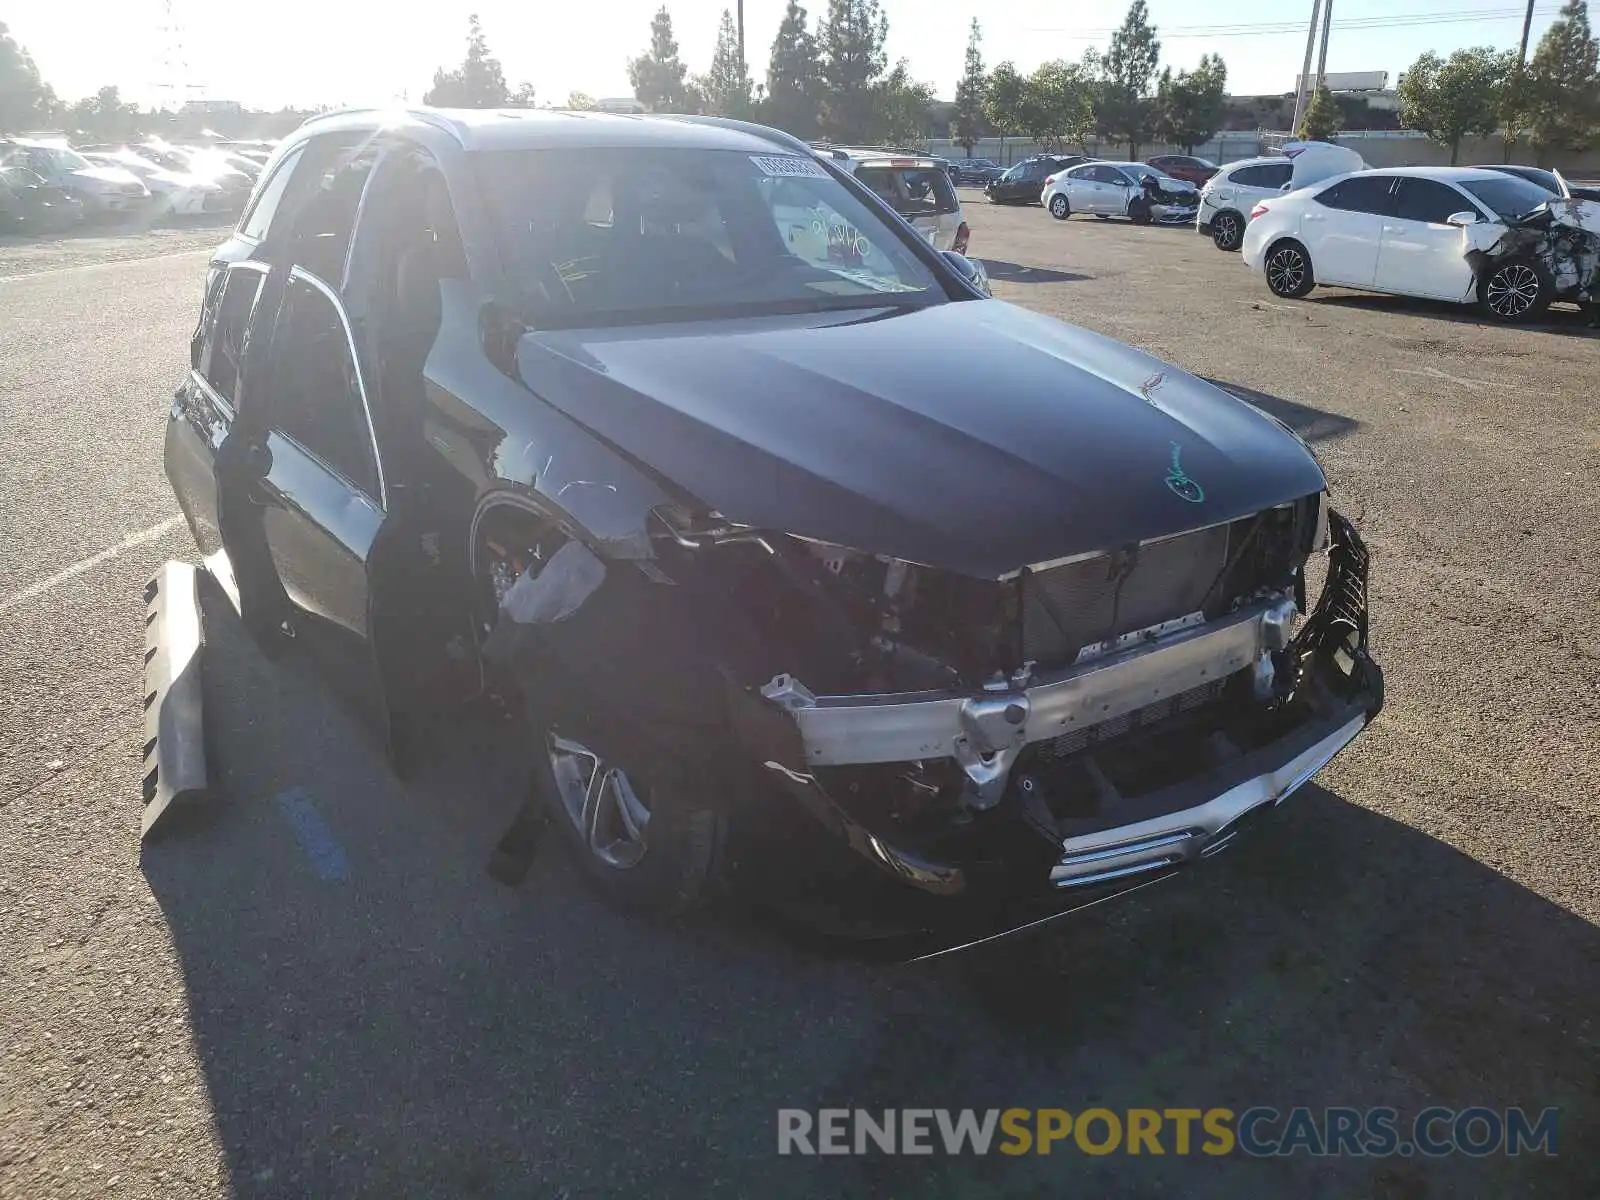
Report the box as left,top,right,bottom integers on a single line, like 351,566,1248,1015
1485,264,1540,319
1050,195,1068,218
1267,247,1306,295
547,734,651,869
1214,213,1241,250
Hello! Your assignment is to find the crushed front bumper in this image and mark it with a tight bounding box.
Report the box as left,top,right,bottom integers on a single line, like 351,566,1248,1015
752,511,1383,924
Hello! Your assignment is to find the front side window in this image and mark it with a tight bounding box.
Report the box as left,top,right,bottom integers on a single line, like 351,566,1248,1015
1315,176,1397,215
475,148,944,329
1393,177,1472,225
267,275,381,500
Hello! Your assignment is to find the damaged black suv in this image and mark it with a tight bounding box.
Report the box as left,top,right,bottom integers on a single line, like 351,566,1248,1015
164,108,1382,943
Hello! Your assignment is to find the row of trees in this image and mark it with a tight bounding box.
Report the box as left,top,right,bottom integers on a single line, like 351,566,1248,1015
953,2,1228,159
626,1,935,144
1396,0,1599,164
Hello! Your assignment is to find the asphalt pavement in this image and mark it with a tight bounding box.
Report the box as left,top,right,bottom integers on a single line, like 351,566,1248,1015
0,206,1596,1199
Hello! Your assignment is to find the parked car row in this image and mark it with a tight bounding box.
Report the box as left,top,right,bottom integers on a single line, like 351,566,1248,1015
0,135,280,235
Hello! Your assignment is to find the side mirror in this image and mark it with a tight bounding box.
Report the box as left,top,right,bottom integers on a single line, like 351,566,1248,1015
1446,210,1478,227
941,251,991,296
1279,182,1293,193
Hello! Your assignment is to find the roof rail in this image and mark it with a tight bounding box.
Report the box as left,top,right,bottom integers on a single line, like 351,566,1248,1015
658,114,829,159
295,106,466,144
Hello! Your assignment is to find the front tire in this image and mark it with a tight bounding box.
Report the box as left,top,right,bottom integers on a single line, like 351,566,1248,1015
1048,193,1070,220
1265,239,1315,299
1478,256,1552,323
1211,210,1244,251
534,730,725,916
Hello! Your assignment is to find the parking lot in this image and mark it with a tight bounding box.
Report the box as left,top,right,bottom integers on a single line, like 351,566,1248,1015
1,197,1597,1198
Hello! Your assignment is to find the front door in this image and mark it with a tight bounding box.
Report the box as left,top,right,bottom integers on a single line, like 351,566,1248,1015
1376,176,1483,302
245,268,387,641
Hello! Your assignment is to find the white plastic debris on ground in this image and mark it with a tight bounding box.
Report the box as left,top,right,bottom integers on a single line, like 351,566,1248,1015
501,540,607,625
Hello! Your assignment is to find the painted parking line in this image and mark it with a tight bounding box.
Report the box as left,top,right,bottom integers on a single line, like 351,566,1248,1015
275,788,350,882
0,516,184,616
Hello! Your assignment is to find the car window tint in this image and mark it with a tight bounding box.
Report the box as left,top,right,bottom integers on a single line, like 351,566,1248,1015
1393,177,1470,224
1229,164,1272,187
239,143,306,240
1315,176,1396,215
287,145,379,285
1260,162,1293,188
202,267,266,405
268,275,380,500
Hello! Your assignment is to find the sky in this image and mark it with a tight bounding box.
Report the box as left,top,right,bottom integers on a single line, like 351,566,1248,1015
7,0,1576,111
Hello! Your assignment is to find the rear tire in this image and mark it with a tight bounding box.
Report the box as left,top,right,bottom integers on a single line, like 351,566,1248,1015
1048,193,1070,220
1211,210,1244,252
1478,255,1552,324
1264,239,1315,299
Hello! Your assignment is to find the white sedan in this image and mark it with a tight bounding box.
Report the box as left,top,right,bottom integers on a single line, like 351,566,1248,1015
1042,162,1200,225
1241,166,1598,323
84,152,222,218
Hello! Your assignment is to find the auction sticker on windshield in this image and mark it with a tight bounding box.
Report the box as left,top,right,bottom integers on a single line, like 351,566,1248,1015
751,154,829,179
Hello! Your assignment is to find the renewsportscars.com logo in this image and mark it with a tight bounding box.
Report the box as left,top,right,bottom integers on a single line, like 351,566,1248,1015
777,1107,1560,1158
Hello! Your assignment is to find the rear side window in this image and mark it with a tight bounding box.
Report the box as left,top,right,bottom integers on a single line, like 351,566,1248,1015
239,143,306,240
1393,177,1471,224
1315,176,1396,215
201,267,266,405
1229,163,1292,188
856,167,958,216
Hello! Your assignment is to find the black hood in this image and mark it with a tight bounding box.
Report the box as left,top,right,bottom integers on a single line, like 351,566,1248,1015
514,300,1325,579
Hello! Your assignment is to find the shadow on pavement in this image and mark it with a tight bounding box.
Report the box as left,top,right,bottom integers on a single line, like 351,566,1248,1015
1202,377,1362,445
1309,291,1597,337
980,259,1090,285
140,599,1599,1199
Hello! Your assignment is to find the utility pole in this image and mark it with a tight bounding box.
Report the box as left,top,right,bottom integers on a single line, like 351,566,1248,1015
1315,0,1334,91
1517,0,1536,64
1290,0,1324,137
737,0,746,72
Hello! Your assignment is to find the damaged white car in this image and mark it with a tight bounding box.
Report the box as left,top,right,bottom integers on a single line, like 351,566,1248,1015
1242,166,1600,323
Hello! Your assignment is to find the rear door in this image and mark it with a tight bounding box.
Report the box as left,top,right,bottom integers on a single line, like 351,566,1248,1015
165,261,271,587
1375,176,1481,301
1214,161,1293,219
1302,175,1395,287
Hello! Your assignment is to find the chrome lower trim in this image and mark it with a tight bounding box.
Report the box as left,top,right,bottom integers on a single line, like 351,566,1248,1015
764,595,1296,769
1049,712,1366,887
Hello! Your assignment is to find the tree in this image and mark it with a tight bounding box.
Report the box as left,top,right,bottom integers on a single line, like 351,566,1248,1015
509,82,537,108
1155,53,1227,153
872,61,933,144
1298,84,1343,141
951,19,987,155
983,61,1026,161
0,21,56,132
818,0,888,141
1019,60,1097,153
1526,0,1600,157
763,0,822,137
424,14,510,108
565,91,597,110
1098,0,1162,158
698,8,753,117
629,6,696,113
1396,48,1511,165
64,86,143,142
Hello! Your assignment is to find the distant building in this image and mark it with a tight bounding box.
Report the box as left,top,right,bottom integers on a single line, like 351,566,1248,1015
594,97,646,114
181,99,244,116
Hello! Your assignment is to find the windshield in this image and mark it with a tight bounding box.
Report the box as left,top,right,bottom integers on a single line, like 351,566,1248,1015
14,144,90,172
475,147,945,329
1460,176,1554,222
1124,165,1184,186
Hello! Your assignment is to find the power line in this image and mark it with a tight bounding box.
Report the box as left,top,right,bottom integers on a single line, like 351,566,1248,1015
1014,5,1563,39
